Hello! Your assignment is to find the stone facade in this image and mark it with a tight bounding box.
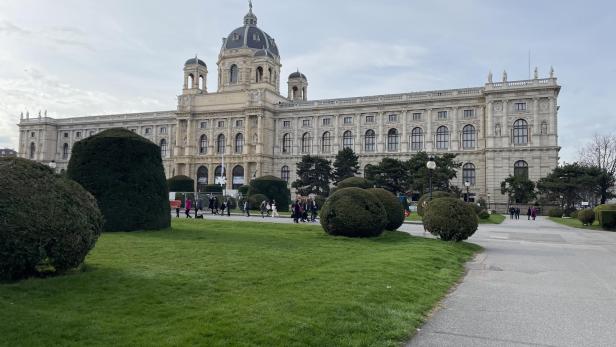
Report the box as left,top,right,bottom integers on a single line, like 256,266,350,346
17,4,560,209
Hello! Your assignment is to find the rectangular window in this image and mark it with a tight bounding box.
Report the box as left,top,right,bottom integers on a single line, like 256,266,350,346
463,109,474,118
302,119,310,127
343,116,353,124
144,128,151,135
388,114,398,122
31,132,35,137
322,118,331,126
437,111,448,120
365,115,374,123
200,121,208,129
130,129,136,132
160,127,167,134
412,113,422,121
218,121,224,128
283,120,290,128
76,131,81,138
515,102,527,111
235,120,243,127
64,132,68,138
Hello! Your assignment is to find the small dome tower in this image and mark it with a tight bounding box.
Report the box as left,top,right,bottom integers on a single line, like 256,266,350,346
183,56,208,94
287,70,308,101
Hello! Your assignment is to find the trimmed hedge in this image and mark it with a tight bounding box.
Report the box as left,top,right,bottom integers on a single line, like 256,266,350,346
248,175,290,212
577,209,595,226
320,187,387,237
600,211,616,231
238,185,250,196
594,204,616,226
336,177,372,189
423,197,478,242
167,175,194,192
367,188,405,231
417,191,454,217
569,210,579,219
547,207,563,218
67,128,170,232
0,157,103,280
478,210,490,220
203,184,223,193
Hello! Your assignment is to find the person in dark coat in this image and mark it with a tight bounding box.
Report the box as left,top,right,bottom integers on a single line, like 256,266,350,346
310,199,318,222
209,197,215,214
293,200,301,223
527,207,532,220
244,200,250,217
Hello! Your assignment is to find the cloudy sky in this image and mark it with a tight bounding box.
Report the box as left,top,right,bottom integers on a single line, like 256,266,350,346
0,0,613,162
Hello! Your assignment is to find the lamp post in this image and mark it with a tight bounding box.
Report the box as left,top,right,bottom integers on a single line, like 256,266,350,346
487,193,491,211
48,160,57,173
464,181,470,202
559,194,564,218
426,156,436,200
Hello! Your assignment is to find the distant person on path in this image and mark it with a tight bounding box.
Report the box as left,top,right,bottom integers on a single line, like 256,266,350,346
527,207,532,220
531,207,537,220
185,198,192,218
176,205,180,218
509,207,514,219
260,200,267,218
244,200,250,217
271,200,279,217
220,200,226,216
209,196,215,214
225,199,231,216
515,208,520,220
310,199,318,222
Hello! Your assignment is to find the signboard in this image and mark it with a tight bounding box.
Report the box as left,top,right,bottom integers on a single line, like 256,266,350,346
170,200,182,209
233,176,245,185
197,177,208,184
582,201,589,206
169,192,176,200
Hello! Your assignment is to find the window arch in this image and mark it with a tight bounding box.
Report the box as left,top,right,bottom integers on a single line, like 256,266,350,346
256,66,263,83
62,143,69,159
197,166,208,191
281,165,290,182
387,128,399,152
29,142,35,159
463,163,476,185
514,160,529,179
282,133,292,153
541,121,548,135
199,134,208,154
229,64,239,83
364,129,375,152
159,139,167,157
232,165,244,189
436,126,449,149
343,130,353,149
292,86,298,99
462,125,476,149
187,74,194,89
216,134,225,154
321,132,331,153
411,127,423,150
198,75,204,90
268,67,272,82
301,132,311,153
235,133,244,153
513,119,528,145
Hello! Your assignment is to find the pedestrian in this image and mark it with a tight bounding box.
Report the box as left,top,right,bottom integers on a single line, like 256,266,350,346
244,199,250,217
209,196,215,214
509,207,514,219
310,199,318,222
185,198,192,218
176,205,180,218
301,201,308,222
214,196,219,215
260,200,267,218
527,207,531,220
271,199,279,217
266,201,272,217
531,207,537,220
293,200,301,223
515,207,520,220
221,200,226,216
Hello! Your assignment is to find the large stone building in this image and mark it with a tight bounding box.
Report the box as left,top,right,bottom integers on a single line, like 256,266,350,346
17,3,560,209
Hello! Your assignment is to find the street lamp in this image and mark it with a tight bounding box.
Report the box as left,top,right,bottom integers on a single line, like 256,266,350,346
464,181,470,202
559,194,564,218
487,193,491,211
426,156,436,200
48,160,57,173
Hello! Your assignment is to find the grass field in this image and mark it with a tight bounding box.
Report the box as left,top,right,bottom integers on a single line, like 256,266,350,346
0,220,479,347
548,216,603,230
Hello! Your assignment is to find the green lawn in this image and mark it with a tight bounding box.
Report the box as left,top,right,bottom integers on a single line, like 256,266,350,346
479,214,506,224
0,220,479,347
548,216,603,230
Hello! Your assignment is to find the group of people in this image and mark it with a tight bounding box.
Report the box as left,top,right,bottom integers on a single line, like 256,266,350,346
174,195,233,218
291,199,318,223
509,206,539,220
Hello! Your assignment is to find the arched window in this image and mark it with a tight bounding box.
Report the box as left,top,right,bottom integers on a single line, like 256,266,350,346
197,166,208,191
268,67,272,82
514,160,529,179
462,125,476,149
387,128,399,152
29,142,35,159
235,133,244,153
198,75,205,90
281,165,290,182
463,163,476,185
541,121,548,135
292,86,298,99
187,74,194,89
256,66,263,83
199,134,208,154
513,119,528,145
229,64,238,83
411,127,423,151
282,133,292,153
364,129,375,152
232,165,244,189
436,126,449,149
321,132,331,153
301,132,311,153
62,143,69,159
343,130,353,149
216,134,225,154
159,139,167,157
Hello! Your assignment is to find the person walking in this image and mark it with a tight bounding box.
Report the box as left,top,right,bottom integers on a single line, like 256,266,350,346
244,200,250,217
225,199,231,216
209,196,215,214
310,199,318,222
271,199,279,217
185,198,192,218
509,207,514,219
527,207,532,220
175,205,180,218
220,200,226,216
515,207,520,220
260,200,267,218
531,207,537,220
293,200,301,223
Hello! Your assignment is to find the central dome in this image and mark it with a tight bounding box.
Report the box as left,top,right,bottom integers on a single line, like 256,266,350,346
222,3,279,58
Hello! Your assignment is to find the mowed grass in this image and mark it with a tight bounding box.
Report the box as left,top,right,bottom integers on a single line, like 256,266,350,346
548,216,603,230
0,219,479,347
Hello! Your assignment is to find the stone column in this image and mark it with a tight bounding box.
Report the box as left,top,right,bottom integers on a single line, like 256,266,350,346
355,113,361,154
377,111,384,152
452,107,459,150
257,114,263,155
333,114,340,150
401,110,408,151
426,109,433,151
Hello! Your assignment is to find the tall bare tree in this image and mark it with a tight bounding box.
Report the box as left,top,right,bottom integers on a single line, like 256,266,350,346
579,133,616,175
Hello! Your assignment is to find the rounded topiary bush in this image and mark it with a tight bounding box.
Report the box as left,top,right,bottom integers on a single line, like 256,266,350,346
577,208,595,225
320,187,387,237
248,193,268,211
67,128,170,232
0,158,103,280
423,197,478,242
238,185,250,196
478,210,490,220
248,175,291,212
367,188,405,231
167,175,194,192
417,191,454,217
336,177,372,189
547,207,563,218
594,204,616,225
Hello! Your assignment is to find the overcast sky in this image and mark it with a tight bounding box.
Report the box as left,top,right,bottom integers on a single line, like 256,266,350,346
0,0,614,163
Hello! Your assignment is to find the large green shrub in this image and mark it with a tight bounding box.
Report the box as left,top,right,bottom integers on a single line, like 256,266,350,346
67,128,170,232
423,197,478,242
577,209,595,225
238,185,250,196
547,207,563,218
320,187,387,237
569,210,579,219
600,211,616,231
367,188,405,231
594,204,616,225
336,177,372,189
0,158,103,280
248,193,268,211
167,175,194,192
417,191,454,217
203,184,223,193
248,175,290,212
478,210,490,220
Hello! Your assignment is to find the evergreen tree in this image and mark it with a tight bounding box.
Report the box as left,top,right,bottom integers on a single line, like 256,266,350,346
365,158,410,194
292,155,333,197
501,175,536,205
333,148,360,184
407,152,462,194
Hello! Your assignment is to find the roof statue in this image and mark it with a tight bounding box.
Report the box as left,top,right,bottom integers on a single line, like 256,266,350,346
502,70,507,82
534,67,538,79
488,70,493,83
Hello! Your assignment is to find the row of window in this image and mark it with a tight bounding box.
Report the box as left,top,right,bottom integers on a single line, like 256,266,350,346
198,134,244,155
196,165,246,189
228,64,277,84
199,120,243,129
